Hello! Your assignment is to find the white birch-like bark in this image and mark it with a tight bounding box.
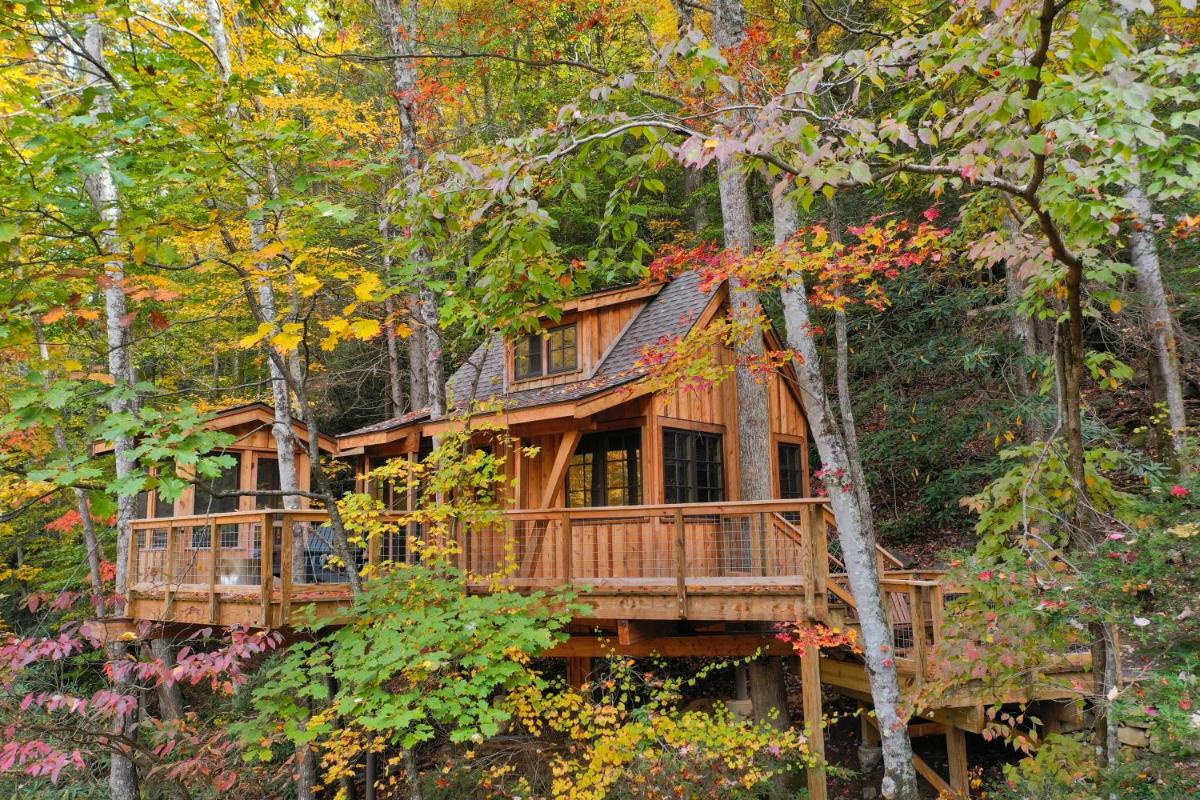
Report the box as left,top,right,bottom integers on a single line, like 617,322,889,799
1125,173,1187,435
772,183,919,800
204,0,302,512
79,17,140,800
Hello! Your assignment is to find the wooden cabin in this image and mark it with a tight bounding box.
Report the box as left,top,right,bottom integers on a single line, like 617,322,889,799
105,278,1093,800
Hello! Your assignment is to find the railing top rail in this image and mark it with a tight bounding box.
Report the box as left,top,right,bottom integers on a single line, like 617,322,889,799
131,498,833,527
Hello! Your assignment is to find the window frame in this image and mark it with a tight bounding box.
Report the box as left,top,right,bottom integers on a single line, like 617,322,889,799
663,428,726,504
566,428,642,508
777,442,806,499
513,322,578,381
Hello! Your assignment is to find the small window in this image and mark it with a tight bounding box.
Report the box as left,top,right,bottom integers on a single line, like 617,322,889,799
514,334,544,380
778,443,805,499
134,491,150,520
663,429,725,504
567,429,641,507
191,526,211,549
256,458,281,509
547,324,577,374
514,323,577,379
219,525,239,550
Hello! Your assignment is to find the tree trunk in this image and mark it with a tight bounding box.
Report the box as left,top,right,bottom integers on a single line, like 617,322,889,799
1124,173,1187,437
80,17,141,800
381,212,406,416
149,639,184,721
408,299,430,410
1003,214,1050,441
773,183,919,800
373,0,446,419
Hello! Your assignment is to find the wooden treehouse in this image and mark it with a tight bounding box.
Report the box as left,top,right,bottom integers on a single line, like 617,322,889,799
111,277,1092,799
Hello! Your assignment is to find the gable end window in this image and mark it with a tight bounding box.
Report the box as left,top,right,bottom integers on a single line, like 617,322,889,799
514,323,577,380
663,429,725,504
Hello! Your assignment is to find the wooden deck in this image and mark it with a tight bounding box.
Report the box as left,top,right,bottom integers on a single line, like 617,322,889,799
115,498,1094,799
124,499,1089,701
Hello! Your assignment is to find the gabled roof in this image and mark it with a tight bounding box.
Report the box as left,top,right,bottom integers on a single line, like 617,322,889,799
446,271,715,412
335,272,719,451
92,402,337,455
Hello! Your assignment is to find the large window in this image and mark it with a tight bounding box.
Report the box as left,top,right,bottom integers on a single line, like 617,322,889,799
663,429,725,504
198,454,240,515
778,443,806,499
514,323,577,379
567,429,641,507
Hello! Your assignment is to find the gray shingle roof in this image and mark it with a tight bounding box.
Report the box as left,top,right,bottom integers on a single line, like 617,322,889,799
447,271,714,412
342,272,716,441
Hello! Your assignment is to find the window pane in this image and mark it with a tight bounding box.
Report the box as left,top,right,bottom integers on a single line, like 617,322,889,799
256,458,281,509
778,444,804,499
547,324,577,373
662,430,724,505
567,429,641,507
200,455,240,515
514,334,543,379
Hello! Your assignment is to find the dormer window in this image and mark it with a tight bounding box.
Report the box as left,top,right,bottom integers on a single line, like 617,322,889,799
515,323,577,379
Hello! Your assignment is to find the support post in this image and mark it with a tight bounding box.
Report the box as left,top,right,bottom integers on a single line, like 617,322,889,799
811,504,829,619
560,510,572,584
801,644,826,800
208,518,220,624
260,513,273,627
910,585,929,685
674,507,687,618
946,726,969,798
163,524,179,615
279,514,293,626
566,657,592,690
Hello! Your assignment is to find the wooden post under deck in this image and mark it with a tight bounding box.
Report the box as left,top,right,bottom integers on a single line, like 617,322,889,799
674,507,686,618
801,645,826,800
947,725,969,798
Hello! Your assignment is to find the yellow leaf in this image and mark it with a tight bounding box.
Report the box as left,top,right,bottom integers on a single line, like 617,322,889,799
350,319,381,340
256,242,285,262
270,322,304,351
296,272,322,297
352,272,382,302
238,322,274,349
132,242,148,265
1109,298,1122,314
703,138,719,149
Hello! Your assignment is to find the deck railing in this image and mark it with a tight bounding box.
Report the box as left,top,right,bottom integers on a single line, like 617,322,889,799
128,499,838,627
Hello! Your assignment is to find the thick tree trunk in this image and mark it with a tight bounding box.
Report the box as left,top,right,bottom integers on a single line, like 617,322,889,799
1124,173,1187,437
80,17,140,800
149,639,184,721
772,184,919,800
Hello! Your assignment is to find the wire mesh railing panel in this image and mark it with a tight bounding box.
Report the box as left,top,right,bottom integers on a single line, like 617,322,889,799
290,522,366,585
175,524,214,585
136,526,170,587
215,523,262,586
